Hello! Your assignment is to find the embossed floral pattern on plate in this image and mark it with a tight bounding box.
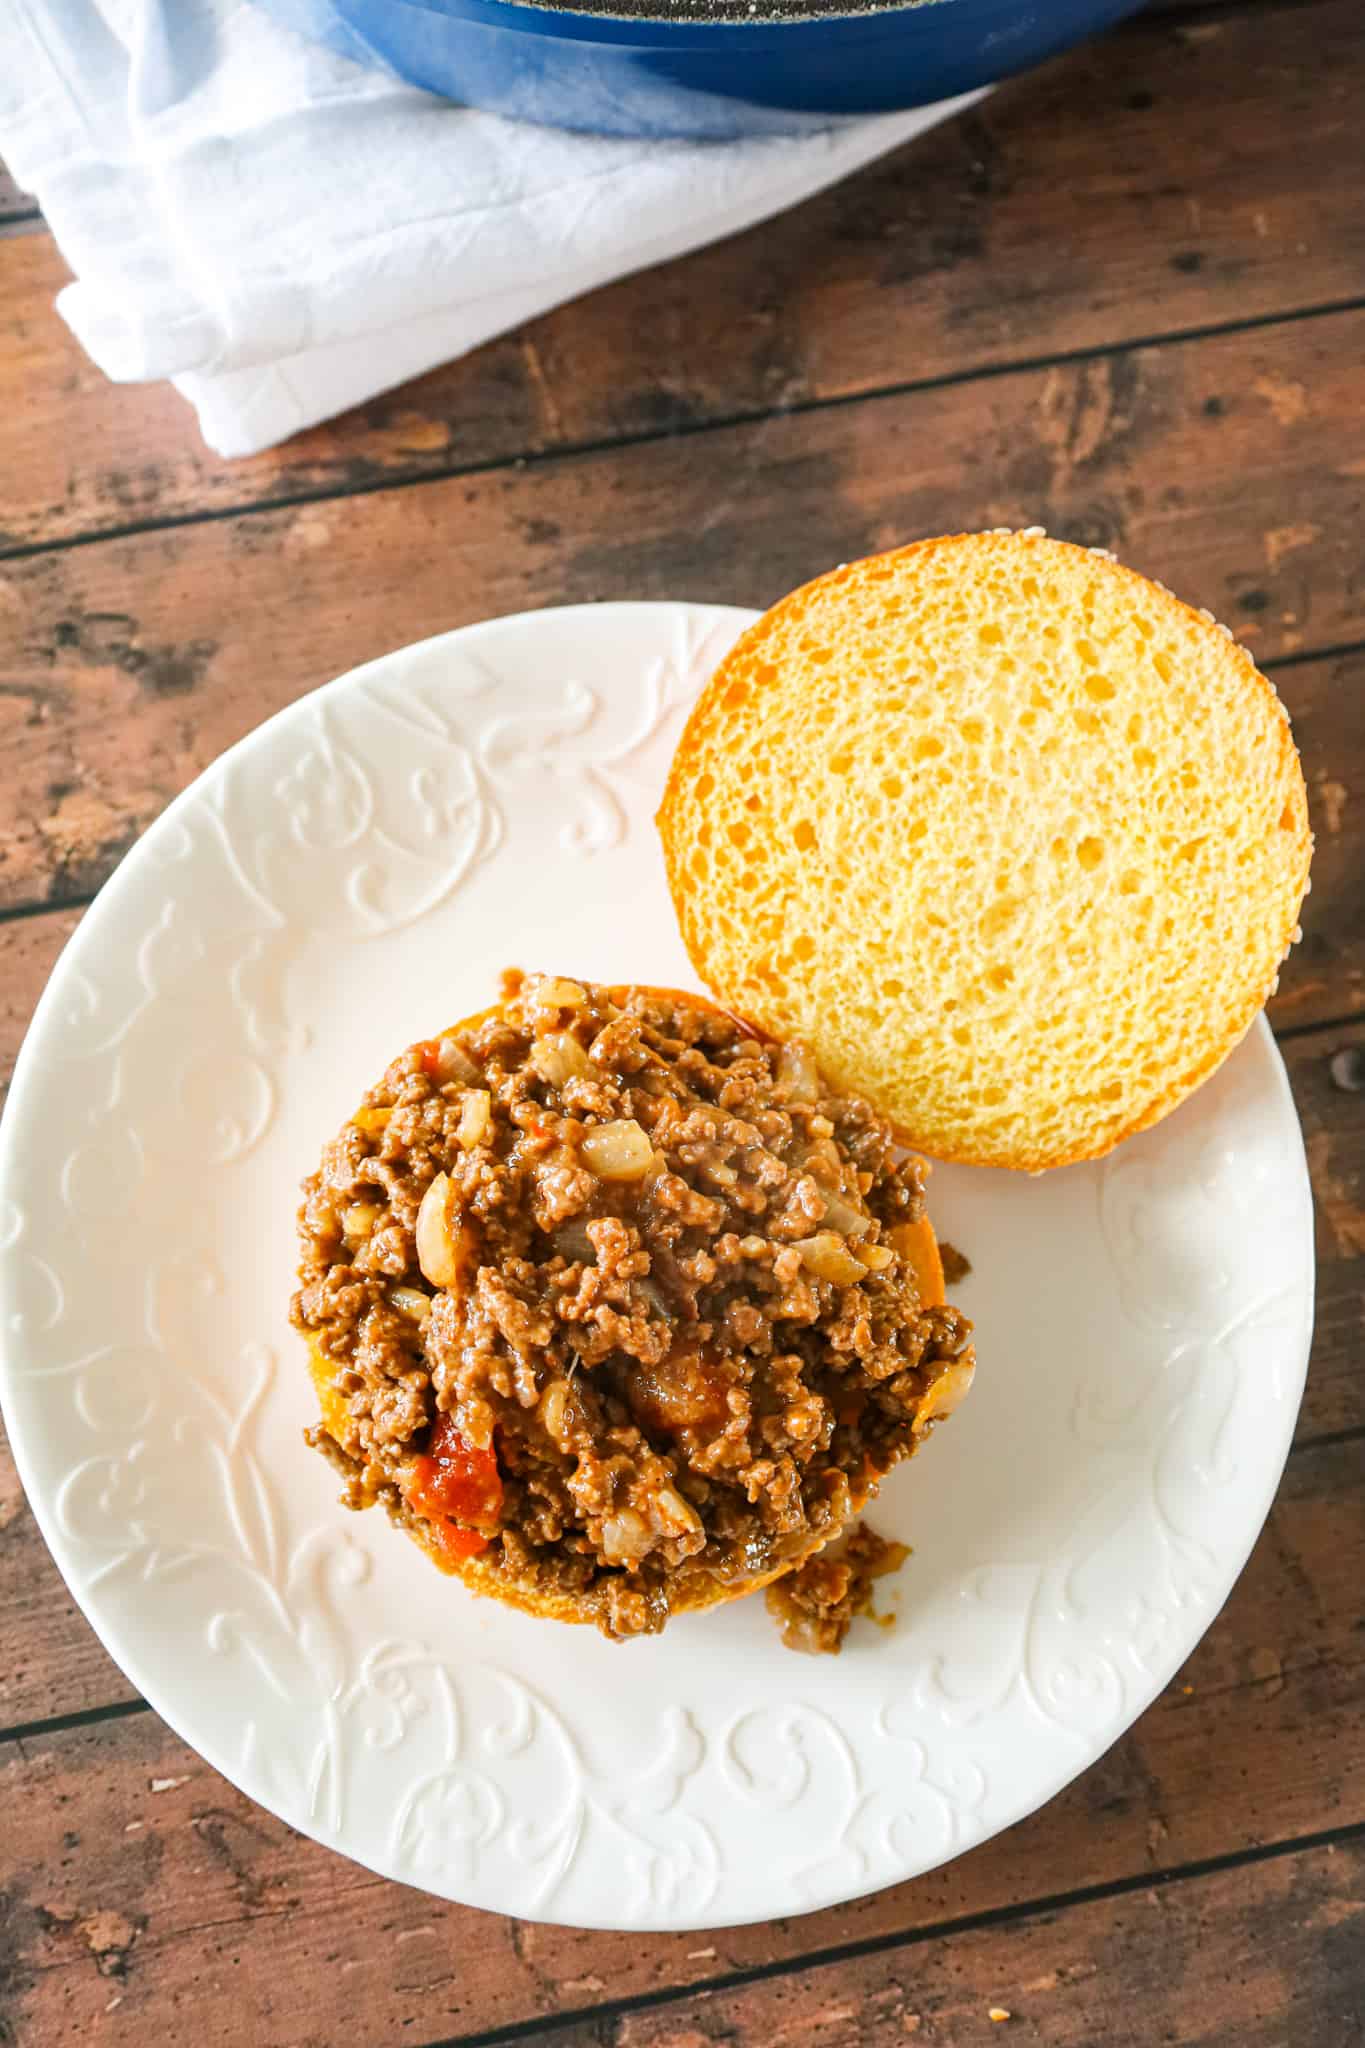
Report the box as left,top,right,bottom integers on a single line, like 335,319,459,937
0,604,1315,1929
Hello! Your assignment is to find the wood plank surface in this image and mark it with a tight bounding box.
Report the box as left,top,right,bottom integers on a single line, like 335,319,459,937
1262,648,1364,1035
1,308,1362,930
0,1424,139,1726
4,1431,1361,2046
559,1839,1365,2048
1292,1019,1365,1442
0,910,80,1106
2,3,1362,2039
1,0,1362,554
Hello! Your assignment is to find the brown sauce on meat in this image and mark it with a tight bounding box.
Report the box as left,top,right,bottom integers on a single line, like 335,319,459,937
938,1241,972,1286
765,1521,909,1654
292,971,972,1640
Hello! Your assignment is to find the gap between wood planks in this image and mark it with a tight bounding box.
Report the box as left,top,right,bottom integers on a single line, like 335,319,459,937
0,0,1356,2004
2,292,1363,571
403,1819,1365,2048
8,1806,1365,2035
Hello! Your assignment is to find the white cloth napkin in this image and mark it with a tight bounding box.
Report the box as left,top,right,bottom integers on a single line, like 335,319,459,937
0,0,983,458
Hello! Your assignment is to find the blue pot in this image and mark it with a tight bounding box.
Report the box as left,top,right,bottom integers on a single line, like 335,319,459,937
257,0,1144,139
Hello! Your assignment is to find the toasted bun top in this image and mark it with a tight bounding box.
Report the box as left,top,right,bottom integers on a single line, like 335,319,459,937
658,532,1311,1170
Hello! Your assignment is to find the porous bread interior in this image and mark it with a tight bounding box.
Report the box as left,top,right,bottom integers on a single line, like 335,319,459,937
658,532,1312,1170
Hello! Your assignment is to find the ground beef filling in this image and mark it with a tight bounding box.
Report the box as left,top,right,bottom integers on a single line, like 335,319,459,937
292,971,972,1640
939,1241,972,1286
765,1522,909,1655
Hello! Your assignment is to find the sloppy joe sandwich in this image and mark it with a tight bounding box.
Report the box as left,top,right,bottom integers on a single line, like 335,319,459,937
293,973,972,1640
658,530,1312,1170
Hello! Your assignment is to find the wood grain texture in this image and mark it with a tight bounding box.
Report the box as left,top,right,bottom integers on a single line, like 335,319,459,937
1291,1020,1365,1440
0,1424,140,1727
554,1839,1365,2048
3,1433,1362,2046
0,911,79,1103
1275,650,1365,1034
0,4,1360,2035
0,908,131,1727
0,0,1361,553
0,309,1361,927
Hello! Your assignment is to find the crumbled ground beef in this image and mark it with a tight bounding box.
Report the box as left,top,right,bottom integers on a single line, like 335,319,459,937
292,971,973,1640
939,1241,972,1285
765,1521,909,1654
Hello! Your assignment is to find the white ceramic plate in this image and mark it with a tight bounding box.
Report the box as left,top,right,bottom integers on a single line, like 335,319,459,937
0,604,1314,1932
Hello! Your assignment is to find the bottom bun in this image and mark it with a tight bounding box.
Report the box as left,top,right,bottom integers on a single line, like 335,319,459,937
299,982,963,1635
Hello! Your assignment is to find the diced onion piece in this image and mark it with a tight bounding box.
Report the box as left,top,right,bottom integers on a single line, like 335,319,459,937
601,1508,651,1564
688,1102,726,1124
818,1187,873,1239
532,1032,591,1087
430,1036,480,1086
858,1241,895,1271
457,1089,491,1149
415,1172,467,1290
553,1218,596,1265
389,1286,432,1324
534,977,586,1010
793,1232,869,1285
539,1381,571,1443
919,1357,976,1424
701,1158,738,1186
353,1106,391,1135
342,1201,383,1241
795,1135,846,1186
775,1041,820,1100
580,1118,655,1181
651,1485,703,1541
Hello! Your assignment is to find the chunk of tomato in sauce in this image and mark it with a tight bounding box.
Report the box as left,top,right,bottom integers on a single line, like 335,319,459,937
424,1518,490,1563
407,1413,503,1560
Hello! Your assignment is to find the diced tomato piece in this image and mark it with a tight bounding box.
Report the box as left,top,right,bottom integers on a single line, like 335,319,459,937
407,1413,504,1542
417,1039,443,1078
426,1517,490,1562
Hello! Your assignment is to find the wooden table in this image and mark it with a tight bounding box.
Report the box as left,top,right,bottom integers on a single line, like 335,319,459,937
2,2,1363,2040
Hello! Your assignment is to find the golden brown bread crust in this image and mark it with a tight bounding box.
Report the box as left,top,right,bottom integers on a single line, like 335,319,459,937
401,1504,797,1622
306,996,948,1628
657,532,1313,1170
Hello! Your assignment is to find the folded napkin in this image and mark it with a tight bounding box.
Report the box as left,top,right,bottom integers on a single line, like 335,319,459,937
0,0,983,458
